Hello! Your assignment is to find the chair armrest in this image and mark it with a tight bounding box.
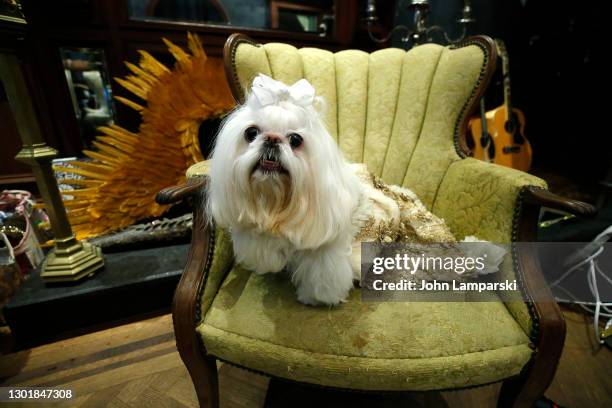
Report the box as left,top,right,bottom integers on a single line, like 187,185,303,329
159,176,234,374
434,157,584,402
163,180,226,405
433,157,548,242
433,158,546,334
156,176,208,205
434,158,596,239
522,186,596,217
173,221,233,334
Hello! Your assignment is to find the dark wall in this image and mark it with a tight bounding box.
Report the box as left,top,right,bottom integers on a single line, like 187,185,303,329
391,0,610,189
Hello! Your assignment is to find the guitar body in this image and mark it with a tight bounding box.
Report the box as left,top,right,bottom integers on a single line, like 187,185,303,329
469,39,533,172
468,106,532,171
489,105,532,172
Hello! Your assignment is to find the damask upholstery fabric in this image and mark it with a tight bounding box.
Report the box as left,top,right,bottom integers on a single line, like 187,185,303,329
433,158,546,334
233,42,489,208
194,39,548,390
197,264,532,390
200,227,234,316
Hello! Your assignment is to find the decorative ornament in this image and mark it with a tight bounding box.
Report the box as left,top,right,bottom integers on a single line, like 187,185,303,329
56,33,235,239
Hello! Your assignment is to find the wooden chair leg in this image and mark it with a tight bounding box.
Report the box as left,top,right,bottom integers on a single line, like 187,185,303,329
497,315,565,408
497,310,566,408
181,351,219,408
498,374,533,408
497,192,571,408
165,186,221,407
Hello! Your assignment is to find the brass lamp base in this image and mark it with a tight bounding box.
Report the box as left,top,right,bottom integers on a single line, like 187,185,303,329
1,54,105,284
41,235,104,282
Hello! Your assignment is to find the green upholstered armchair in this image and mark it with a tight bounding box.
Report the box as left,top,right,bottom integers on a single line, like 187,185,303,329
157,34,595,408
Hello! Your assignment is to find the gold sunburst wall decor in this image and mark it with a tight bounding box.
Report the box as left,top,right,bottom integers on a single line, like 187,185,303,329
56,33,235,239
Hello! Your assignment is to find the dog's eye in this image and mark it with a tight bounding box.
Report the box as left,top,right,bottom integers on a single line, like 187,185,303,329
244,126,259,143
288,133,303,149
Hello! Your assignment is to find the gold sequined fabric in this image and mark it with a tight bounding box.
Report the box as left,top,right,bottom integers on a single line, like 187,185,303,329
354,169,456,244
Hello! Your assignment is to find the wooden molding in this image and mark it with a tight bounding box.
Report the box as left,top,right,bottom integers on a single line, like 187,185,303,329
451,35,498,158
0,173,36,185
143,0,229,24
269,1,326,30
223,33,259,104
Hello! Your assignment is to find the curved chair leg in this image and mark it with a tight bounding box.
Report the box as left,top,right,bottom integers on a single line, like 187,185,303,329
182,351,219,408
497,317,565,408
162,179,221,407
497,194,568,408
498,374,532,408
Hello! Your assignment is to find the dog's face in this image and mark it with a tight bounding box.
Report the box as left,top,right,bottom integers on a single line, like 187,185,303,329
208,75,359,248
235,101,309,182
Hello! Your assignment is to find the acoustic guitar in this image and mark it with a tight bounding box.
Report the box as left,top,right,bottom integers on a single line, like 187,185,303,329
468,39,532,171
469,98,495,163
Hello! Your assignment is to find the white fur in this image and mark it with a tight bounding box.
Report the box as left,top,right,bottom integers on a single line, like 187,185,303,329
207,75,362,305
207,76,505,305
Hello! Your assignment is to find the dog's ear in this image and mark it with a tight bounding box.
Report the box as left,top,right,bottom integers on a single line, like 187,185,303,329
207,104,250,228
280,116,359,249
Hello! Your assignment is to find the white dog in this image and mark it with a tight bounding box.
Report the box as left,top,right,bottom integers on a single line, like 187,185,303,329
207,74,503,306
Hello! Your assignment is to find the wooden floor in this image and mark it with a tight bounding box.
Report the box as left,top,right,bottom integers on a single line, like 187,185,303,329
0,308,610,407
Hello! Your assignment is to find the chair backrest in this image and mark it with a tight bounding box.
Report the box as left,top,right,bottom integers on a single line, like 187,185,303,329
223,35,496,209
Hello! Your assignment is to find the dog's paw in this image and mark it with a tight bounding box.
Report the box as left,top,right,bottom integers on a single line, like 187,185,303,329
296,292,322,306
291,242,355,306
296,284,349,306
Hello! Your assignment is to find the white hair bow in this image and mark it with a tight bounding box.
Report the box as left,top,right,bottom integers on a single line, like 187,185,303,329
251,74,315,108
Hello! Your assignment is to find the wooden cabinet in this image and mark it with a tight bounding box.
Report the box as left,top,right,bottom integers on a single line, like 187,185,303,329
1,0,367,189
0,10,35,188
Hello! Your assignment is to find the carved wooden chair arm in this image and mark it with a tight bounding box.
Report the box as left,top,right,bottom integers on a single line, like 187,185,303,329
155,175,219,407
502,184,596,406
156,176,208,205
523,186,597,217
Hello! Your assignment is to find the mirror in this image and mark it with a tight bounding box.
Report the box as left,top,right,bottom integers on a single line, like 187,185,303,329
127,0,335,36
59,47,115,149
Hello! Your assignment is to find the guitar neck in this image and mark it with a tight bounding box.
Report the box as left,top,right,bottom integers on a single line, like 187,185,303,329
480,98,487,132
496,39,513,115
504,73,512,114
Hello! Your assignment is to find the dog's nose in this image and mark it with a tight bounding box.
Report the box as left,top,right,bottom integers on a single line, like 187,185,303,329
263,133,282,144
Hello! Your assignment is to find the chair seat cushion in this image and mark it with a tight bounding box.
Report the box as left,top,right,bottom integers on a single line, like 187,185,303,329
197,265,533,391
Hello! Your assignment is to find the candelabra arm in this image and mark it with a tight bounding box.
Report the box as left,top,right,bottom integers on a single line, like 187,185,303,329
367,24,414,45
426,24,467,44
365,0,473,47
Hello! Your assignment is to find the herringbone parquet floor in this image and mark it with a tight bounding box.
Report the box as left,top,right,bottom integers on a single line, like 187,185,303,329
0,309,610,407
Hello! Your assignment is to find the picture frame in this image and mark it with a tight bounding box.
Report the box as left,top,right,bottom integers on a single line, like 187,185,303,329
0,0,26,24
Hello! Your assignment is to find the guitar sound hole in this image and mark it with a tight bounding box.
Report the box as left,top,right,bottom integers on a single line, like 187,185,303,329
505,113,525,145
